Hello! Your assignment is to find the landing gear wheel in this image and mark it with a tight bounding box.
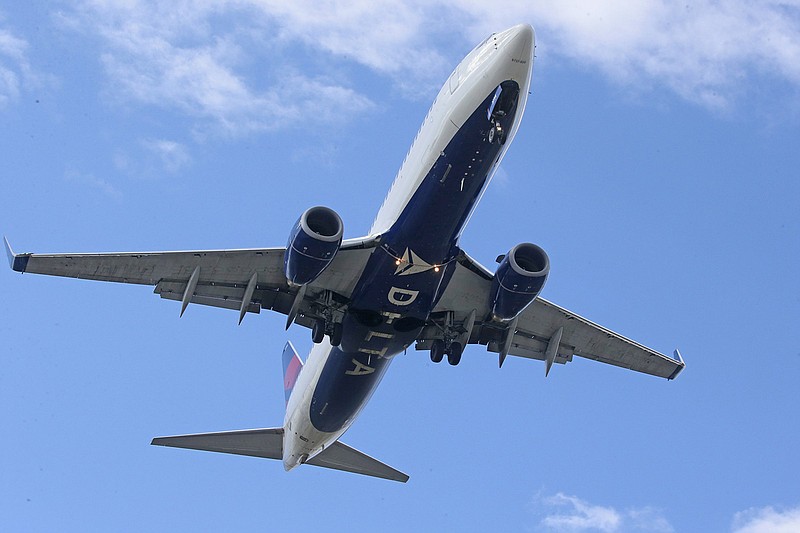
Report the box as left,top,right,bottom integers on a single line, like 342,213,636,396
497,127,506,145
430,339,445,363
311,319,325,344
329,322,343,347
447,342,463,366
487,127,496,144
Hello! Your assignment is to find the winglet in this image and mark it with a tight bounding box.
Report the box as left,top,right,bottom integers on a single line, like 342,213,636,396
667,349,686,380
4,237,29,273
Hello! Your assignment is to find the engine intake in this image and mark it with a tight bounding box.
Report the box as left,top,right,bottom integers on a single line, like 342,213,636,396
489,243,549,321
284,206,344,286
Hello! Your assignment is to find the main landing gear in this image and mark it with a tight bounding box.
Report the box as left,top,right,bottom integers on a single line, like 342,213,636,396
430,339,463,366
312,318,343,347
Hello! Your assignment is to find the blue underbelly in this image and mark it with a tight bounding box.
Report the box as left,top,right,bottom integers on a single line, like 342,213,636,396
308,81,522,433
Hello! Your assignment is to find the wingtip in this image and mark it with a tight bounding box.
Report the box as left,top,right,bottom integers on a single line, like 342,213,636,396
3,236,12,267
4,236,29,273
667,349,686,380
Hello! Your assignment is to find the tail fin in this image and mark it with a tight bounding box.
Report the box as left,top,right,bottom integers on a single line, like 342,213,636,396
282,341,303,404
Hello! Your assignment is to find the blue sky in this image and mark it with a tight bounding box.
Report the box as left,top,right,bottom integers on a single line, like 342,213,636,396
2,2,799,531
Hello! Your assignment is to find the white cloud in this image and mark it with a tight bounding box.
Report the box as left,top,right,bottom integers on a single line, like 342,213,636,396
534,493,674,533
64,166,122,199
61,1,377,136
52,0,800,128
732,505,800,533
112,138,191,179
0,24,29,108
448,0,800,111
141,139,191,173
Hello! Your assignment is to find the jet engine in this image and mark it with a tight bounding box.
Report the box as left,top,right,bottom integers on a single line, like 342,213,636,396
284,206,344,286
489,243,549,321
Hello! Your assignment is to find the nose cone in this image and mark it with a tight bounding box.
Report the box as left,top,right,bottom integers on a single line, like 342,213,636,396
498,23,534,63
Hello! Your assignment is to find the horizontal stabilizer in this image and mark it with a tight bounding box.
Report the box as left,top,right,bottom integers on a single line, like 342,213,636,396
151,427,408,482
151,428,284,460
308,441,409,483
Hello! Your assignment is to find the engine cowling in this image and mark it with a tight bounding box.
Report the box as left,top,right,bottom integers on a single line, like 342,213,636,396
284,206,344,286
489,243,549,321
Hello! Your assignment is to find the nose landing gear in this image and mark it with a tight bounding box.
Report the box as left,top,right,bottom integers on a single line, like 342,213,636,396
487,112,507,145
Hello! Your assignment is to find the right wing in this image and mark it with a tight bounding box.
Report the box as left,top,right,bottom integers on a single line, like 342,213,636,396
423,250,685,380
4,236,377,327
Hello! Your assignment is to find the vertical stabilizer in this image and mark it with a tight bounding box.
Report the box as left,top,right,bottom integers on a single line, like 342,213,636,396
282,341,303,404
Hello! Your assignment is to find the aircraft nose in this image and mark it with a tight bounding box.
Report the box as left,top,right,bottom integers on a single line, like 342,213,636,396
498,23,534,63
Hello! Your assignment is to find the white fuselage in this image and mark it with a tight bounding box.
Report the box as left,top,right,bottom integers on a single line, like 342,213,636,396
282,24,535,471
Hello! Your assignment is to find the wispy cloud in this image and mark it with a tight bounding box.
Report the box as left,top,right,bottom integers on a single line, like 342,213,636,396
0,22,29,108
59,1,377,136
140,139,191,174
533,492,674,533
64,166,122,199
732,505,800,533
113,138,191,179
449,1,800,111
46,0,800,128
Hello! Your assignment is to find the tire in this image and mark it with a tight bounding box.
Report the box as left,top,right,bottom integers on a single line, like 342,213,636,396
430,339,445,363
329,322,343,347
311,319,325,344
447,342,463,366
487,127,495,144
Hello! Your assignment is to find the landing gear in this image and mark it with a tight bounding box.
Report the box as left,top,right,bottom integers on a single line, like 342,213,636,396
429,310,473,366
447,342,463,366
330,322,343,347
430,339,445,363
312,319,325,344
311,318,343,346
309,290,344,346
487,122,506,145
430,340,463,366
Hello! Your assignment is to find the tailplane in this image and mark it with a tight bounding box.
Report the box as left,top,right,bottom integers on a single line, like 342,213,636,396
282,341,303,404
151,429,409,482
152,428,284,459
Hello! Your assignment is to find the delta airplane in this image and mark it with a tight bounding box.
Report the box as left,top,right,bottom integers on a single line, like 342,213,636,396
5,24,684,482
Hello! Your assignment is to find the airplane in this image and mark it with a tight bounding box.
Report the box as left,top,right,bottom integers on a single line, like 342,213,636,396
4,24,684,483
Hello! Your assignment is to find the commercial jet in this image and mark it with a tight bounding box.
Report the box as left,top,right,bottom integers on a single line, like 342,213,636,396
4,24,684,482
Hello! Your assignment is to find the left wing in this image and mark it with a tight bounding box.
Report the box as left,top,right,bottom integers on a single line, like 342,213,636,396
421,250,685,379
4,236,377,327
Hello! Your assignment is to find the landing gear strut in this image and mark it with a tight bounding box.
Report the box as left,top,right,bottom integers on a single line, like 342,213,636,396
429,310,472,366
310,290,344,346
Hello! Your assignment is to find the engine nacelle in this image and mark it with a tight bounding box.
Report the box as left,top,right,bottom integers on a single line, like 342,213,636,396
284,206,344,286
489,243,550,321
